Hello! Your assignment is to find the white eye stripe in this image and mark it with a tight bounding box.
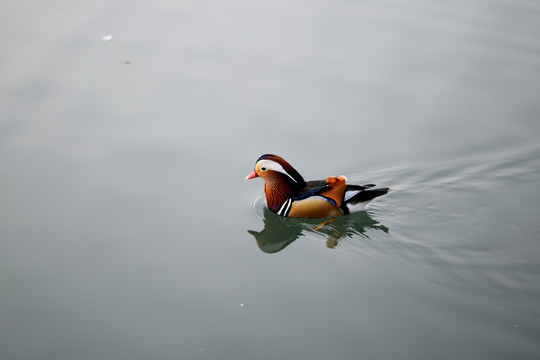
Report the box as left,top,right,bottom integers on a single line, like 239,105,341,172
257,160,298,183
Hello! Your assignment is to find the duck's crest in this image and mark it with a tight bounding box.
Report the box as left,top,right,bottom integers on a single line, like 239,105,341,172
257,154,306,186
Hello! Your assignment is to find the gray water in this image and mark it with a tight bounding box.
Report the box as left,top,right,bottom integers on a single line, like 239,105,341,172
1,0,540,359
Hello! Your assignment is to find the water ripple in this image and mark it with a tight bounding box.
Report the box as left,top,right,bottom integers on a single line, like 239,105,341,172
246,143,540,278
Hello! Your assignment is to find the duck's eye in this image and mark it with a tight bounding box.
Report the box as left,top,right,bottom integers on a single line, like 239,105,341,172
261,167,267,171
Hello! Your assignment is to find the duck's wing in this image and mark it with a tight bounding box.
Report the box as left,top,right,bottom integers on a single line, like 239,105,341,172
294,180,328,200
293,177,348,207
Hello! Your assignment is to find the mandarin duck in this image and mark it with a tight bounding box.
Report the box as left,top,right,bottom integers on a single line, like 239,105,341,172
246,154,389,218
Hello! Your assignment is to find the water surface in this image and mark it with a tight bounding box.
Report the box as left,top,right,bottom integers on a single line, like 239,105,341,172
1,0,540,359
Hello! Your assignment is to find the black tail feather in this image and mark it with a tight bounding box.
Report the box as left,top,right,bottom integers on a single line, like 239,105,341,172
347,187,389,203
340,187,389,214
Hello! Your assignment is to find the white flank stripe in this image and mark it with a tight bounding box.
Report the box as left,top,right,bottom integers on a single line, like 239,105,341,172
284,199,292,215
278,199,292,216
277,199,291,216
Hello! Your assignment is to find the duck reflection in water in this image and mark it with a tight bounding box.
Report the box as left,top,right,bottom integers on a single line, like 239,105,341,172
248,207,389,254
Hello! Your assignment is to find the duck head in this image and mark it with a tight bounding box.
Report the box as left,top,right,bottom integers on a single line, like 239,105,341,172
246,154,306,212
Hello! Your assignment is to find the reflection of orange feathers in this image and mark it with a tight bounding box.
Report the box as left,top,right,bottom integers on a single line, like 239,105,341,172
320,176,347,207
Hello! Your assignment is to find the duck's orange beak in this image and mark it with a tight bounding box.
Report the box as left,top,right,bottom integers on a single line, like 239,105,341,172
245,170,259,180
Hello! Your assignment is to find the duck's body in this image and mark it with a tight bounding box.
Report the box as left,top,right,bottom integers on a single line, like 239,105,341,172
246,154,389,218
